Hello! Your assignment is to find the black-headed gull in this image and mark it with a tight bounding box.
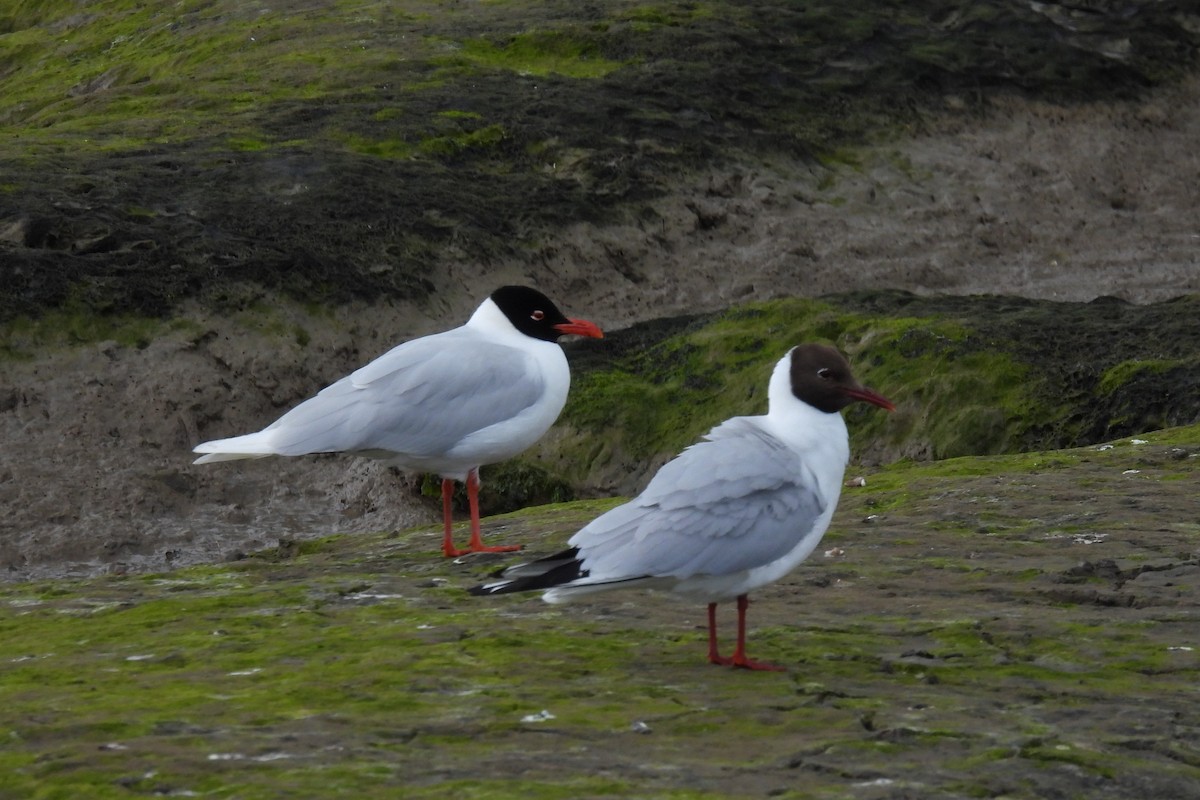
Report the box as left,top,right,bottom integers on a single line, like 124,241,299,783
471,343,894,669
194,286,604,557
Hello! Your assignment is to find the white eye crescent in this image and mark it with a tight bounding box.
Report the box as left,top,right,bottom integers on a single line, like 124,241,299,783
531,310,545,321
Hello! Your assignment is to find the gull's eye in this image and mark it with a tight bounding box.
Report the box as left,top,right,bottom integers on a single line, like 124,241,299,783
531,310,546,321
817,367,833,379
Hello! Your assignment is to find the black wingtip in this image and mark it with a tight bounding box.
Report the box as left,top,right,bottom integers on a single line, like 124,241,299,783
468,549,588,597
467,581,509,596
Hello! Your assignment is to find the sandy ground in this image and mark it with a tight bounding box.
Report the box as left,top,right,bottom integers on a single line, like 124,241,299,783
2,79,1199,580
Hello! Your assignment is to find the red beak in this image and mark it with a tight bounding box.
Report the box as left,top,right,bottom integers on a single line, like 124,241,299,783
554,318,604,339
843,386,896,412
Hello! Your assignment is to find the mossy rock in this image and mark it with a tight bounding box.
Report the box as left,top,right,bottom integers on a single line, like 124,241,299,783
1,423,1198,797
539,291,1200,494
2,1,1198,321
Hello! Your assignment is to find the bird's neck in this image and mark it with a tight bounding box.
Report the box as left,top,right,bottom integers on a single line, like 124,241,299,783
466,298,524,343
763,353,849,459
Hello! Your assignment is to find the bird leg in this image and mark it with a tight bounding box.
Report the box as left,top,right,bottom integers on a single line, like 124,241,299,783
707,602,727,665
440,478,463,558
731,594,786,671
707,596,786,671
464,468,521,553
442,469,521,557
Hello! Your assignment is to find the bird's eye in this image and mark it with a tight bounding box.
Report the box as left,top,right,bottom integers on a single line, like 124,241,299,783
817,368,833,379
531,310,545,321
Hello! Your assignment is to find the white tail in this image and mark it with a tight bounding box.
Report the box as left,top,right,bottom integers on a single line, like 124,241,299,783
192,431,280,464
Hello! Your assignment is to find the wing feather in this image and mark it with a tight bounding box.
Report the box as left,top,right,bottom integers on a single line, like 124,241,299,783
570,418,826,580
260,332,545,457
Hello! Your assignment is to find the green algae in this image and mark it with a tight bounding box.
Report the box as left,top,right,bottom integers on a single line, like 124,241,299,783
1098,358,1190,395
3,0,1192,159
419,122,507,158
537,292,1200,499
0,301,174,358
549,297,1037,490
444,31,625,79
4,2,1198,322
1,5,619,156
3,423,1200,796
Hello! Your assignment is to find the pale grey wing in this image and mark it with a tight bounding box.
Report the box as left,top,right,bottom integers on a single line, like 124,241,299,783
260,333,545,457
570,418,826,579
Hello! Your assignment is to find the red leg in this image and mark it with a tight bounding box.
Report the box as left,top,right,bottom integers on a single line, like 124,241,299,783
708,602,734,666
461,469,520,554
441,478,465,557
728,594,786,671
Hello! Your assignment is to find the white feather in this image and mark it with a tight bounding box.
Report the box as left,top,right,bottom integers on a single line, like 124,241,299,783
192,297,572,481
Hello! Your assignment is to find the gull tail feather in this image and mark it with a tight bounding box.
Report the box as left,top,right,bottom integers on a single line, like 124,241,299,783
192,431,280,464
469,547,658,603
469,548,586,597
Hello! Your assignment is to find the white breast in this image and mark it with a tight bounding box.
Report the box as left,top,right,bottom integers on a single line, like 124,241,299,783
671,355,851,601
448,340,570,466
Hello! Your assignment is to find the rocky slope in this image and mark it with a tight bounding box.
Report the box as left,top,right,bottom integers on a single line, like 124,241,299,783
0,1,1198,577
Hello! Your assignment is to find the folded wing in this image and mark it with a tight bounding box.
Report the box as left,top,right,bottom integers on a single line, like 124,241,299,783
197,332,546,460
571,417,826,580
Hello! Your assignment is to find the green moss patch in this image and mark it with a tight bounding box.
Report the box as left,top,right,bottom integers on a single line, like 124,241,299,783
3,2,1198,320
445,31,625,79
1099,358,1189,395
4,423,1199,795
545,296,1037,491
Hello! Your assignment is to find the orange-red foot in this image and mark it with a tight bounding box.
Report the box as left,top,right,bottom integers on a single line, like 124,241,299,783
707,598,786,670
709,653,786,672
731,656,787,672
443,543,522,558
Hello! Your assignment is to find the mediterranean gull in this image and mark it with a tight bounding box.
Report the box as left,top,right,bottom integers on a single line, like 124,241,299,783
193,285,604,557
